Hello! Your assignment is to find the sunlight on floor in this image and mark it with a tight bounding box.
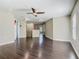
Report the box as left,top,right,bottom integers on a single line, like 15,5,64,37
39,33,44,46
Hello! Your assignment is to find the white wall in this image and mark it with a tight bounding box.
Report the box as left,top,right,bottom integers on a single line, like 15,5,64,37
45,19,53,40
71,0,79,57
19,19,27,38
53,16,71,41
0,11,15,45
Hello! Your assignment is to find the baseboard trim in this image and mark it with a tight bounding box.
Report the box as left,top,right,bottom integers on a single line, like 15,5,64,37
45,37,53,40
70,42,79,58
53,39,70,42
45,36,70,42
45,36,53,40
0,41,14,46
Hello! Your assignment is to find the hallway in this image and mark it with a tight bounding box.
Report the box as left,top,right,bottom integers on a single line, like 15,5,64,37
0,37,78,59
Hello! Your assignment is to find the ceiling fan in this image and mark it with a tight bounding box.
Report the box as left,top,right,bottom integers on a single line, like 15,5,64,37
27,8,45,17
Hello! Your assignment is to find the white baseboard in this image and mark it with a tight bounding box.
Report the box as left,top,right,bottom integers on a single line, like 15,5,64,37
45,36,53,40
45,36,70,42
0,41,14,46
70,42,79,58
53,39,70,42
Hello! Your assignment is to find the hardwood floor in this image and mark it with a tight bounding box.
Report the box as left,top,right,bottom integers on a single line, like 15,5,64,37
0,37,78,59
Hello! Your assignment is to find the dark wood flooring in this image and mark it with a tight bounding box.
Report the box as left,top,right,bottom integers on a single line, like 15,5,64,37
0,37,78,59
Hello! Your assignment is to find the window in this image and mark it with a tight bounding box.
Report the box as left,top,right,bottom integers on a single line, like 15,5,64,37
72,14,76,40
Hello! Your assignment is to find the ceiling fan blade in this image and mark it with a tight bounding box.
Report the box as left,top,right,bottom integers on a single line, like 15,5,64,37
27,13,33,14
32,8,36,13
37,12,45,14
16,9,31,11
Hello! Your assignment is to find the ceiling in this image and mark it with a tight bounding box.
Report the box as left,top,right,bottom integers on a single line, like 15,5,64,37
0,0,77,22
